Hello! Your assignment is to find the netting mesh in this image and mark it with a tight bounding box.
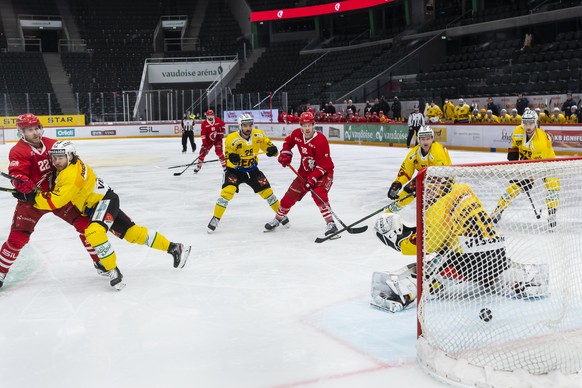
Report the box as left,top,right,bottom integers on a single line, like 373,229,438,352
417,159,582,384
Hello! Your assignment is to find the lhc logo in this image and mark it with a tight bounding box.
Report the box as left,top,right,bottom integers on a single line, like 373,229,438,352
335,3,341,11
277,10,283,18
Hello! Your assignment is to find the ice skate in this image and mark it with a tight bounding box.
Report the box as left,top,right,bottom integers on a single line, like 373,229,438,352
193,164,202,174
264,216,289,231
207,216,220,233
106,267,126,290
325,221,338,236
168,242,191,269
94,261,109,277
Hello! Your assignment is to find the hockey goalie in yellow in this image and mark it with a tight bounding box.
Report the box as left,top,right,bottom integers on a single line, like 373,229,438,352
371,180,548,313
33,141,190,290
386,125,452,212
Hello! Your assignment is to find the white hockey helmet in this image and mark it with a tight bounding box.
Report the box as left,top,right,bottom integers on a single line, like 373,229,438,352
238,113,254,127
49,140,77,163
521,108,538,125
417,125,434,139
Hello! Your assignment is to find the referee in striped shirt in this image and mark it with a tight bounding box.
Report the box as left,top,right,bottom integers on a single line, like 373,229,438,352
407,105,425,148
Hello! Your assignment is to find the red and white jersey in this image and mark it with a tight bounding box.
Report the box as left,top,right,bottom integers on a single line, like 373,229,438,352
281,128,334,178
8,137,57,192
200,118,226,146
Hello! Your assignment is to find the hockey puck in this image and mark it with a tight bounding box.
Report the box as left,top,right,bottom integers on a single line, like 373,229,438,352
479,308,492,322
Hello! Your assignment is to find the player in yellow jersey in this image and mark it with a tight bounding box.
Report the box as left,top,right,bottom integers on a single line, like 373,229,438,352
425,100,443,123
508,108,521,124
33,141,191,290
370,180,548,312
490,109,559,228
386,126,452,213
207,113,281,232
454,98,471,123
498,108,511,123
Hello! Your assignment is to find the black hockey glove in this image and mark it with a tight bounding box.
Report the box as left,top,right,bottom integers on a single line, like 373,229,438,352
228,153,241,165
12,189,36,203
266,145,278,157
403,178,417,196
388,182,402,200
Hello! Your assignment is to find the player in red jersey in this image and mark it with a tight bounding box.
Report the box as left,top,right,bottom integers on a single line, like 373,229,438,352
265,111,338,236
0,113,98,288
193,109,226,173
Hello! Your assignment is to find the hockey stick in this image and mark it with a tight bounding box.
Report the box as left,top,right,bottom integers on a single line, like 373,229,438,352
525,189,542,219
1,171,23,184
168,159,219,169
173,156,200,176
315,194,414,243
0,187,16,193
287,165,368,234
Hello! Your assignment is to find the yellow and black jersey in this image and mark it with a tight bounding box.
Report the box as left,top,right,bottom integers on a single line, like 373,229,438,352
498,113,512,123
395,142,452,186
568,114,579,124
454,104,471,123
425,183,502,255
481,115,500,124
508,114,522,124
443,101,456,121
426,105,443,120
34,159,106,212
509,125,556,160
550,113,566,124
538,112,551,124
470,114,482,123
224,128,275,172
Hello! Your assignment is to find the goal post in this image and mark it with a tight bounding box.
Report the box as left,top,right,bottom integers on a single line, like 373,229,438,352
415,158,582,388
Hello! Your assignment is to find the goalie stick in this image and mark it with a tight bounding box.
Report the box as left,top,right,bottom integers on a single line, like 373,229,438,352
287,165,368,235
315,194,414,243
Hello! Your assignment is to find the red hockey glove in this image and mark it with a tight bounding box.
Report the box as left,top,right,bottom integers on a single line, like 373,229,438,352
305,175,317,190
278,150,292,167
13,178,36,194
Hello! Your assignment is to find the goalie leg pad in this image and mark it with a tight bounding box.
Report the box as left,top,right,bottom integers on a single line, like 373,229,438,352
371,265,417,313
495,261,550,299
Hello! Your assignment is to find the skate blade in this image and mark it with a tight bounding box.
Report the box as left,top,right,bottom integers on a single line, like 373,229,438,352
370,302,396,313
112,282,126,291
177,245,191,269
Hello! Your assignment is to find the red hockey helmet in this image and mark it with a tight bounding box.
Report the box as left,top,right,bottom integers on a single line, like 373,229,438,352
299,111,315,124
16,113,41,130
206,109,215,116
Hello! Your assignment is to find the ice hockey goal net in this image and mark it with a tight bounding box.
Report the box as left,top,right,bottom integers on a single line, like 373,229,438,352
416,158,582,388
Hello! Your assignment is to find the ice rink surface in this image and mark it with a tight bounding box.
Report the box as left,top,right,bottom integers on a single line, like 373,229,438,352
0,137,504,388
